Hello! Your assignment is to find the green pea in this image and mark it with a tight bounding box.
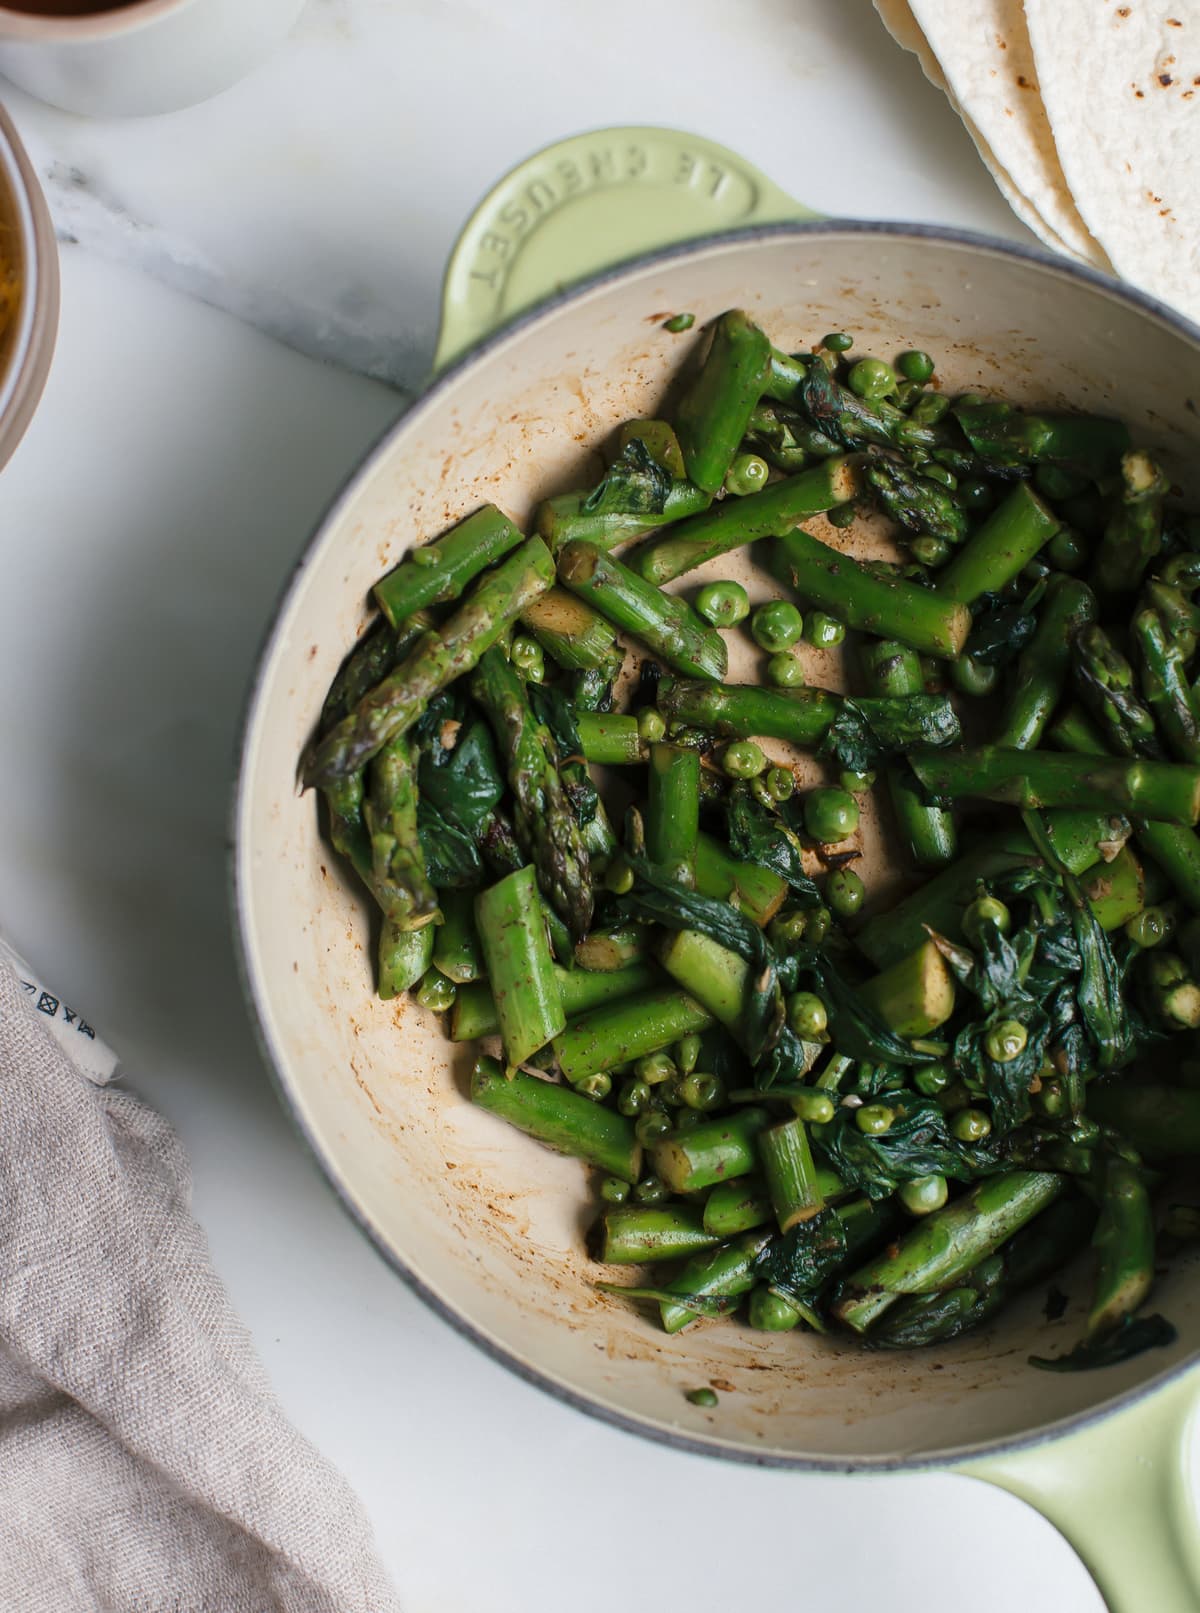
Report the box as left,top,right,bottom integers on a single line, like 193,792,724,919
686,1386,719,1407
827,867,865,917
805,906,832,945
922,461,957,491
949,655,998,697
577,1071,613,1102
826,501,858,530
985,1019,1028,1063
847,357,896,400
913,1061,951,1098
963,895,1011,944
911,536,951,568
766,766,795,802
856,1103,895,1135
768,911,808,949
787,991,829,1040
898,1173,949,1215
951,1107,993,1143
804,787,859,844
894,379,923,409
957,477,994,513
1034,1077,1067,1118
635,706,667,743
896,349,935,384
839,769,875,793
675,1108,705,1133
663,312,695,333
822,331,854,353
748,1287,803,1331
805,611,846,650
750,599,805,652
416,968,456,1013
766,651,806,687
599,1176,631,1204
635,1053,676,1086
635,1108,673,1146
1068,1116,1101,1146
510,634,544,674
791,1091,836,1125
1125,906,1175,949
674,1035,702,1076
695,579,751,629
723,740,767,779
1046,528,1086,572
634,1174,670,1204
956,391,984,408
617,1078,651,1117
724,453,770,497
680,1072,724,1111
605,859,634,895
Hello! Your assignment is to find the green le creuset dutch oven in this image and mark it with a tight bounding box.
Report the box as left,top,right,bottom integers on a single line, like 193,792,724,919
234,127,1200,1613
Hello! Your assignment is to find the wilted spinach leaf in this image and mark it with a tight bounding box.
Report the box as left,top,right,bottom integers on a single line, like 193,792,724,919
726,788,820,902
754,1208,847,1298
954,1003,1050,1133
417,800,482,887
415,692,504,837
1030,1314,1177,1372
529,683,598,825
582,437,672,516
819,694,961,774
814,1092,1002,1199
965,595,1037,666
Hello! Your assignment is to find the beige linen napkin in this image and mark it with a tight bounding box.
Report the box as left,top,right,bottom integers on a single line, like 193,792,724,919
0,946,401,1613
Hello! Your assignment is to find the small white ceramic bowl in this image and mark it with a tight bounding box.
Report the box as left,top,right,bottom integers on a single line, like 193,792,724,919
0,0,306,118
0,101,55,473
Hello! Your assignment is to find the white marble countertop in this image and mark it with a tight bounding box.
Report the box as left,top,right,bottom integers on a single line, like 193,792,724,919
0,1,1152,1607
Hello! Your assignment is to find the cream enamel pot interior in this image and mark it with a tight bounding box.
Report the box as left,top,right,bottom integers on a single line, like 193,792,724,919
234,130,1200,1613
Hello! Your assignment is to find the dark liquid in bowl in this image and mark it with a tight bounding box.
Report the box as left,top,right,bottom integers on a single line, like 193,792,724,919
0,1,149,13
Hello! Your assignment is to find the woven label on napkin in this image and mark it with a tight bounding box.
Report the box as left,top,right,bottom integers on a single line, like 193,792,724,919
0,934,118,1084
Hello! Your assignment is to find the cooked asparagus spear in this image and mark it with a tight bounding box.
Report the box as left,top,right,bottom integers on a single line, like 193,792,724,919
474,867,565,1068
907,746,1200,825
470,647,593,943
450,961,658,1042
304,535,554,786
627,458,858,585
994,576,1097,751
861,639,957,868
471,1056,641,1182
865,457,968,546
364,733,440,931
646,743,700,887
1092,450,1171,599
833,1171,1067,1333
951,400,1130,480
767,529,971,657
936,482,1060,604
374,504,524,627
557,541,728,681
1072,624,1163,758
675,310,772,493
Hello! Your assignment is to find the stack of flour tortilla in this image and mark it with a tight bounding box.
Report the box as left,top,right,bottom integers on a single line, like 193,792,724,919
875,0,1199,324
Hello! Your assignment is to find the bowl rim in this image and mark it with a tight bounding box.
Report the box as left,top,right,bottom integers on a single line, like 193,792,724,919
231,216,1200,1471
0,0,190,43
0,106,40,428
